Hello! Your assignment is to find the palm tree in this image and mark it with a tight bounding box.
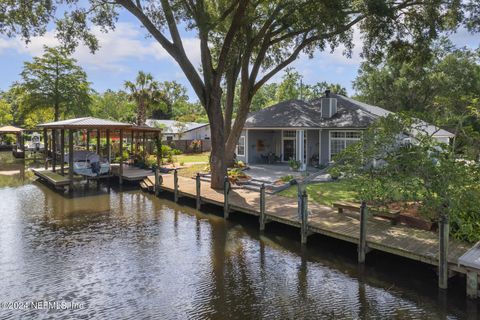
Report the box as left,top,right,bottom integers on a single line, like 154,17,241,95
124,71,163,126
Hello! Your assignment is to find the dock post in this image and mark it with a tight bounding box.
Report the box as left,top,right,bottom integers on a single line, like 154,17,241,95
224,176,230,219
300,190,309,244
43,128,48,169
60,129,65,175
439,213,449,289
196,173,201,210
358,201,368,263
154,167,160,196
259,183,266,231
68,129,74,192
466,271,478,299
173,169,178,202
52,129,56,172
119,129,124,185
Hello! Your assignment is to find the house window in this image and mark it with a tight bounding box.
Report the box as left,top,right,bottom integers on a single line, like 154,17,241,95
283,130,296,138
236,136,245,156
330,131,361,161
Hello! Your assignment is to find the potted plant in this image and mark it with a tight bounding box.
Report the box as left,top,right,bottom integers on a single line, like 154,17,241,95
288,158,300,171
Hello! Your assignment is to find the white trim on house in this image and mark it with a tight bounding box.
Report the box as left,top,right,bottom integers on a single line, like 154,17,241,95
329,130,362,161
236,135,246,157
319,129,322,165
282,129,297,162
245,129,249,162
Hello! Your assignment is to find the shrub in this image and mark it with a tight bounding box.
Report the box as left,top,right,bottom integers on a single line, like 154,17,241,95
234,160,246,168
188,139,202,153
280,175,294,183
288,158,300,170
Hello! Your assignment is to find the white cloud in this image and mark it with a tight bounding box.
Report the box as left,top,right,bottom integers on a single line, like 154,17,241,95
0,22,201,73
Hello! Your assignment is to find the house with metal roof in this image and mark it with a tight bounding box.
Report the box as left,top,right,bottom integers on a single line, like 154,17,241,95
145,119,210,141
236,91,454,167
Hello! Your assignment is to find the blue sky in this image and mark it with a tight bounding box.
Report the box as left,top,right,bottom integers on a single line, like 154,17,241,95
0,8,478,101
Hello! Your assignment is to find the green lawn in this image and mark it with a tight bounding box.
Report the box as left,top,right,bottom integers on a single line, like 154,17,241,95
279,179,358,207
176,163,209,178
171,152,210,164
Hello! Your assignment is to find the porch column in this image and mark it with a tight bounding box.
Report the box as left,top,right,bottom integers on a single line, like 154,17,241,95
296,130,306,171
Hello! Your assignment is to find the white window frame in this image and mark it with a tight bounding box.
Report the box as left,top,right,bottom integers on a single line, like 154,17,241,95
329,130,362,161
236,135,246,157
281,129,297,162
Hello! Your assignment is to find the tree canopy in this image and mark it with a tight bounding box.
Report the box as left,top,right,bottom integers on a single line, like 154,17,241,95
13,46,91,121
90,89,137,123
124,71,164,126
353,39,480,158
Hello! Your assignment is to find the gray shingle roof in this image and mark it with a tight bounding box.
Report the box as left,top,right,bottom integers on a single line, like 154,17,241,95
244,94,454,137
145,119,208,134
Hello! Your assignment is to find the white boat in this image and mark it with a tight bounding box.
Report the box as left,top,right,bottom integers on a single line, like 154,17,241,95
64,151,110,177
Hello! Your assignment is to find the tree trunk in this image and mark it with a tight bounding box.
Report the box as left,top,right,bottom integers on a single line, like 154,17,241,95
137,100,146,126
206,89,226,189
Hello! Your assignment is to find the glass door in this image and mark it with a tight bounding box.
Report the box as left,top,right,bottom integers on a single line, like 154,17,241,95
283,139,296,161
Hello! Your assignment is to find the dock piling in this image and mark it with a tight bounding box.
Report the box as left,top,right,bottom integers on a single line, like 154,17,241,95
439,213,449,289
259,183,266,231
358,201,368,263
300,190,309,244
466,271,478,299
224,176,230,219
68,129,74,192
173,169,179,202
155,167,160,196
196,173,201,210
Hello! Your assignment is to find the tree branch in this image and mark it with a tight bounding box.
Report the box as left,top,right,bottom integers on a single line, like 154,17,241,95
116,0,206,105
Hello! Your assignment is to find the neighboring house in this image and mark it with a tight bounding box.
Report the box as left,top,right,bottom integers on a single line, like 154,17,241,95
145,119,211,141
236,91,454,167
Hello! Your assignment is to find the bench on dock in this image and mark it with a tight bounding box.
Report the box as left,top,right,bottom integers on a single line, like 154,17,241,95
333,201,400,223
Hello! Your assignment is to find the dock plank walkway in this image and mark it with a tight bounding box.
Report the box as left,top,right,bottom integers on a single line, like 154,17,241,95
151,174,479,292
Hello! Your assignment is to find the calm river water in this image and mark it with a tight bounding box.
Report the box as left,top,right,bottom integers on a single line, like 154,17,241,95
0,152,477,319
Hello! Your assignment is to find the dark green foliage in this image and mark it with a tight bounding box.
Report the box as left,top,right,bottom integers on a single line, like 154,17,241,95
333,113,480,243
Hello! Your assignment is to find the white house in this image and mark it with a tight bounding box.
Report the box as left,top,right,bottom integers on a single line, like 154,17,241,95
146,119,211,141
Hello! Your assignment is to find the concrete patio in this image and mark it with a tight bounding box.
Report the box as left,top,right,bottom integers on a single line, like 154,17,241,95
244,164,323,184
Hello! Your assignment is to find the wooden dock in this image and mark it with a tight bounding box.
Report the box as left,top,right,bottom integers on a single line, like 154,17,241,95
150,173,480,298
32,168,82,189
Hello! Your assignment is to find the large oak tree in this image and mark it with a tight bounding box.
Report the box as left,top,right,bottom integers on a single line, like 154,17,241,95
2,0,479,188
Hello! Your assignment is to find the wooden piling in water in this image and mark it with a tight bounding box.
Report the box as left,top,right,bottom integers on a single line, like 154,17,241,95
259,183,266,231
466,271,478,299
439,214,449,289
68,129,74,192
358,201,368,263
52,129,56,172
60,129,65,175
155,167,160,196
224,176,230,219
196,173,201,210
119,129,124,185
43,128,48,169
300,190,309,244
173,169,178,202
